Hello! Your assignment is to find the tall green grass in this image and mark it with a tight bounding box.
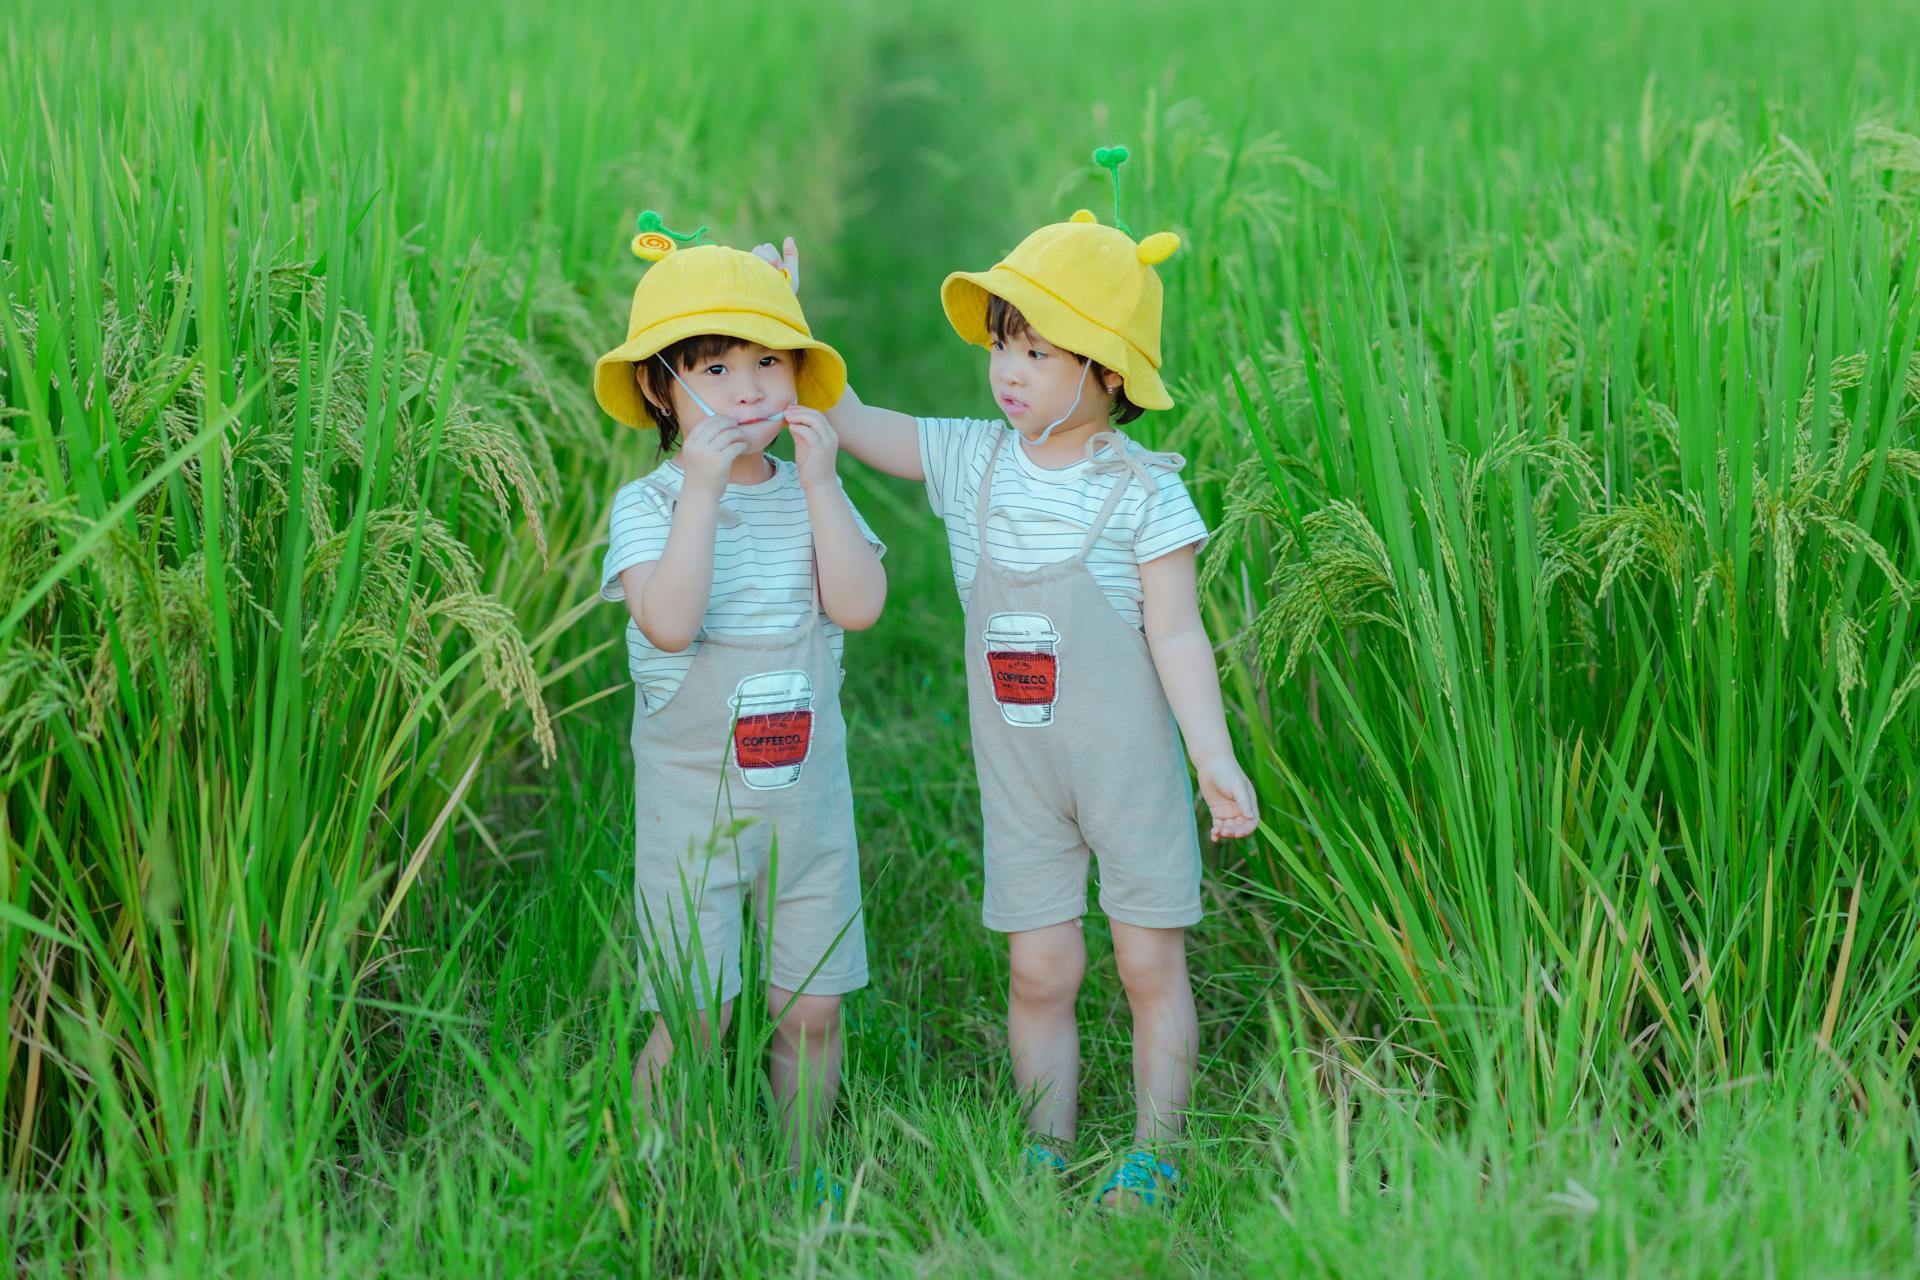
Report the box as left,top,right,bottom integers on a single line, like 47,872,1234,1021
1152,1,1920,1118
5,0,1919,1274
1,0,870,1265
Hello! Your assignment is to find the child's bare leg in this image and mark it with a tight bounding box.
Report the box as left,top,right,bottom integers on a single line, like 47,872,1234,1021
1007,921,1087,1146
766,987,843,1171
631,1001,733,1130
1110,922,1196,1146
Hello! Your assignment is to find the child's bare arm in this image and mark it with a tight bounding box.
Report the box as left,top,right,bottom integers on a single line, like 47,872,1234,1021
825,385,925,481
1140,545,1259,840
620,415,746,651
786,407,887,629
750,236,925,480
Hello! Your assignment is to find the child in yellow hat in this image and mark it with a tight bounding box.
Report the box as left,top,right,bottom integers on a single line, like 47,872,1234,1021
757,148,1257,1211
594,213,886,1187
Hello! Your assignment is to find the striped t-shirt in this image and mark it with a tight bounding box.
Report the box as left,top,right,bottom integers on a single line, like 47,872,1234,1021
600,457,885,712
917,418,1210,628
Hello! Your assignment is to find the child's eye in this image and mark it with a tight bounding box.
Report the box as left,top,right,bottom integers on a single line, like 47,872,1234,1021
703,364,727,376
991,340,1005,351
1028,348,1047,360
759,354,781,367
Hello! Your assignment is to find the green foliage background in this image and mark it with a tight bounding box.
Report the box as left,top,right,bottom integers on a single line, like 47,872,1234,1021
4,0,1918,1273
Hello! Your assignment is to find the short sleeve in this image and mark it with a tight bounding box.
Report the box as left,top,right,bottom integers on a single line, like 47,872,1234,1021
917,417,998,519
837,476,888,559
1132,466,1211,563
600,479,673,601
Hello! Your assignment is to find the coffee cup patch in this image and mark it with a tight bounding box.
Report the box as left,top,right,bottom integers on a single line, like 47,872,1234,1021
729,669,815,789
983,611,1060,727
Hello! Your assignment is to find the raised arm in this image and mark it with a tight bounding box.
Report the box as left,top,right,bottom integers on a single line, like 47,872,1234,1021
786,407,887,630
824,385,924,480
752,236,925,480
618,414,746,652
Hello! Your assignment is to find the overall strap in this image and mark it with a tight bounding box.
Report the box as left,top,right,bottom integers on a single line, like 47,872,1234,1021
974,428,1010,544
642,465,743,528
807,521,824,618
1077,430,1186,560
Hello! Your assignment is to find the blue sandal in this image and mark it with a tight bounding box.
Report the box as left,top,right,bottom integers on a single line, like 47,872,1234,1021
1021,1143,1070,1176
1094,1150,1183,1211
788,1167,847,1219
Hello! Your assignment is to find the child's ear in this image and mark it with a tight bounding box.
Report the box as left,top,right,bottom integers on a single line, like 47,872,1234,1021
635,363,669,415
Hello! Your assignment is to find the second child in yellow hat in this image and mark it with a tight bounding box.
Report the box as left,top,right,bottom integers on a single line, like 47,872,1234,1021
759,147,1259,1214
592,213,885,1199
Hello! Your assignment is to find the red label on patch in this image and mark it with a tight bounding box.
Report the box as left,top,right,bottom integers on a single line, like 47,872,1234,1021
987,651,1057,705
733,710,813,768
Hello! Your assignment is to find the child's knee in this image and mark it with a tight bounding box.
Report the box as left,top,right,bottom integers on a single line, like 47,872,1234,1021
648,999,734,1054
771,992,842,1046
1010,938,1086,1006
1113,929,1186,1000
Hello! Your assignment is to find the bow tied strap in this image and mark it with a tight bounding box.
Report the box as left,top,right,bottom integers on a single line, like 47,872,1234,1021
1084,430,1185,513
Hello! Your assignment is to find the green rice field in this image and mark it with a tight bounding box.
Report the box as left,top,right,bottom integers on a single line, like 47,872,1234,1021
5,0,1920,1273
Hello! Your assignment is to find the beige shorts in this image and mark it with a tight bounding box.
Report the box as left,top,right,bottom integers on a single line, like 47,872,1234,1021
633,795,868,1012
978,766,1205,933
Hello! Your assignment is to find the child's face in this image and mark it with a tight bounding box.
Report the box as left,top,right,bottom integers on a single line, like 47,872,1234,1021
989,325,1116,438
659,341,800,453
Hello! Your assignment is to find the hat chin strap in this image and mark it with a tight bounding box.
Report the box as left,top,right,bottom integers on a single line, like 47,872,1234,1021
1030,359,1092,446
655,354,786,425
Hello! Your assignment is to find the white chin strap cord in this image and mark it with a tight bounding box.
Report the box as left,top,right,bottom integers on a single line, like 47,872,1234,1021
655,354,784,424
1030,359,1092,446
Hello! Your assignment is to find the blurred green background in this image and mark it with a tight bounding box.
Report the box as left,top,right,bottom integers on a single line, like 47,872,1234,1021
5,0,1919,1273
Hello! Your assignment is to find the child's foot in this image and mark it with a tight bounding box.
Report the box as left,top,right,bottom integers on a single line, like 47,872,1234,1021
1094,1150,1183,1213
1019,1143,1070,1177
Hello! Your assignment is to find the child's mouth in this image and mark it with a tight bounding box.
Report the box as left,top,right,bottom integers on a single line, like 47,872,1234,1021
996,395,1029,416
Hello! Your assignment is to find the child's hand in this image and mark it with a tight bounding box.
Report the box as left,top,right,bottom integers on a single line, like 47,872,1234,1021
750,237,801,292
1196,755,1258,841
784,405,839,489
677,413,747,495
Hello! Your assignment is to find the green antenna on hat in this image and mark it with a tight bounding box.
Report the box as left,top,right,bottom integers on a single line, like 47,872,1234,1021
1093,145,1132,235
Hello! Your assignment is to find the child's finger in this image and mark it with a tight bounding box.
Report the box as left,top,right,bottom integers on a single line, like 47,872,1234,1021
1232,775,1258,823
703,420,745,448
782,236,801,289
1210,810,1255,841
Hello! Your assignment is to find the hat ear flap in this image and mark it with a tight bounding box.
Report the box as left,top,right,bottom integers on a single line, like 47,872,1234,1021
1136,232,1180,266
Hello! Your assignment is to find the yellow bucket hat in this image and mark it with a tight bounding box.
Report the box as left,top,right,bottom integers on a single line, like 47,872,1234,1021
940,148,1180,412
593,214,847,431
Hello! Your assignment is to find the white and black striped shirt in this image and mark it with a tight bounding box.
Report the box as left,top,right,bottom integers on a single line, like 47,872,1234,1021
918,417,1210,628
600,458,885,711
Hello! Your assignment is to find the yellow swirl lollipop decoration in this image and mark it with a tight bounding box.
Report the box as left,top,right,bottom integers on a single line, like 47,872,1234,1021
630,231,675,260
629,210,706,262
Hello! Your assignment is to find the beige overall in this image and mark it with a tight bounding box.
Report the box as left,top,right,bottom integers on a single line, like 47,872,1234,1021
963,431,1204,933
628,478,867,1010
